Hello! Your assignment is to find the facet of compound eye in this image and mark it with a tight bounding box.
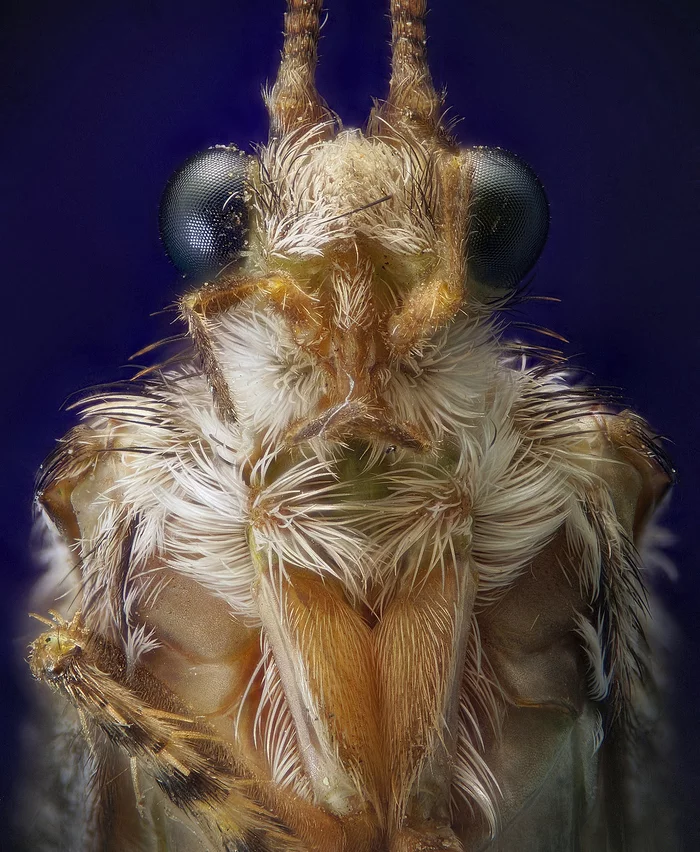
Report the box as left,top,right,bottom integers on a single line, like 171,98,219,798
466,146,549,292
158,145,250,279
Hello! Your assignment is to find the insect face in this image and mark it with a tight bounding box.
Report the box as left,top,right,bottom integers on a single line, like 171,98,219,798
161,137,549,458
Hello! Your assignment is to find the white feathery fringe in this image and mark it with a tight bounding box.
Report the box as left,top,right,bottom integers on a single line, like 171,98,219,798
256,128,438,260
636,495,677,582
580,483,649,716
451,617,503,836
466,414,571,602
564,495,603,599
591,710,605,756
255,634,313,798
249,455,371,596
384,314,500,443
353,464,473,601
331,255,374,330
574,613,612,702
213,303,323,449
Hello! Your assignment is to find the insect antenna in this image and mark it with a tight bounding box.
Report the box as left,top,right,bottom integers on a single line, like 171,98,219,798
370,0,445,141
266,0,333,138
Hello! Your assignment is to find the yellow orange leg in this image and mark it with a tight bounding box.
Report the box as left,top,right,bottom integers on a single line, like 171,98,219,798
255,563,385,852
375,549,476,851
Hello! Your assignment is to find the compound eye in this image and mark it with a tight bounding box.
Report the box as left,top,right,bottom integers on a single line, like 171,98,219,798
466,147,549,293
159,145,250,279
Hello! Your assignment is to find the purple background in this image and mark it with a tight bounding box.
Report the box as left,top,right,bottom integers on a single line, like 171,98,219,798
2,0,698,844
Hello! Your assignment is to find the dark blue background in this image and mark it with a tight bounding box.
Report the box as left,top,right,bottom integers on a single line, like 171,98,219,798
2,0,698,845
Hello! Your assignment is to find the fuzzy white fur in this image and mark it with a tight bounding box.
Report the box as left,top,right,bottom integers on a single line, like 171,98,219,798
28,121,672,850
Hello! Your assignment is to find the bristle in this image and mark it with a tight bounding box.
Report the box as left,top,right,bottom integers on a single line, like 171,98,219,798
28,613,305,851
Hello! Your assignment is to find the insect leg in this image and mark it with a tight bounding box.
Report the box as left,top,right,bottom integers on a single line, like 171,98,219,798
256,563,385,852
27,612,306,852
375,549,477,851
372,0,442,134
266,0,331,137
386,156,469,357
